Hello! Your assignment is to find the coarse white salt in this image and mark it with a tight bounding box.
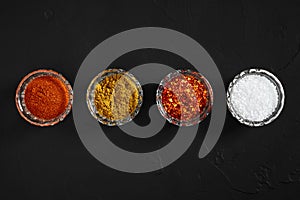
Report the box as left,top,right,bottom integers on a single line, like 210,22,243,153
229,74,279,122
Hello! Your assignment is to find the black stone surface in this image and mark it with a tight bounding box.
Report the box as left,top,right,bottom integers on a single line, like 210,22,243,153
0,0,300,200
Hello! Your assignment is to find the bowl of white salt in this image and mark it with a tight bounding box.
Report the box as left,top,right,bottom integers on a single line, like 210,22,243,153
227,68,285,127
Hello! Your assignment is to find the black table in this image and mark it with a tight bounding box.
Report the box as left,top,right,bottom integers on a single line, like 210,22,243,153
1,1,300,200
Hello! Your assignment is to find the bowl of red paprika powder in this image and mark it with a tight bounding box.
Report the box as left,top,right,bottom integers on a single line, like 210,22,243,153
15,69,73,127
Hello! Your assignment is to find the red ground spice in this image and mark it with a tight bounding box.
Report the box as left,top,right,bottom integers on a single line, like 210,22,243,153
24,75,69,120
161,74,208,122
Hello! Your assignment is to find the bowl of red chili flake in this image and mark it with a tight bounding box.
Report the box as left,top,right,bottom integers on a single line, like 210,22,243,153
15,69,73,126
156,69,213,126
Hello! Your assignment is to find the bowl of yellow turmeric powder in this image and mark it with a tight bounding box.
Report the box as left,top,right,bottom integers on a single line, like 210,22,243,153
86,69,143,126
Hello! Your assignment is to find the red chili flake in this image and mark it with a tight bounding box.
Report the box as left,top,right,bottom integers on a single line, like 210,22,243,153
24,75,70,120
160,71,209,123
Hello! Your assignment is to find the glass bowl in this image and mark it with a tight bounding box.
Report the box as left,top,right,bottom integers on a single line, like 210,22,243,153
86,69,143,126
227,68,285,127
156,69,213,127
15,69,73,127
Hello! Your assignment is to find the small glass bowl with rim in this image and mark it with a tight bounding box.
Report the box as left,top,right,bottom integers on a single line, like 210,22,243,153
156,69,213,127
86,68,143,126
226,68,285,127
15,69,73,127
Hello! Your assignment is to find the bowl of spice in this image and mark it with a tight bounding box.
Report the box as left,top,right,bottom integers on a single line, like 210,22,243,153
227,68,285,127
86,69,143,126
15,69,73,127
156,69,213,127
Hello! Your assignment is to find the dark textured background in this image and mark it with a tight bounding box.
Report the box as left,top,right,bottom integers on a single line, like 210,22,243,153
1,0,300,200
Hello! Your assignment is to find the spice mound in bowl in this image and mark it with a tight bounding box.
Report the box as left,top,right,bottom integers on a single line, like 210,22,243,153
15,69,73,126
86,69,143,126
227,68,285,127
156,69,213,127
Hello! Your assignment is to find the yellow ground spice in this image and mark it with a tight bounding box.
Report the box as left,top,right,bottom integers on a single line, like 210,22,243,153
94,73,140,121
